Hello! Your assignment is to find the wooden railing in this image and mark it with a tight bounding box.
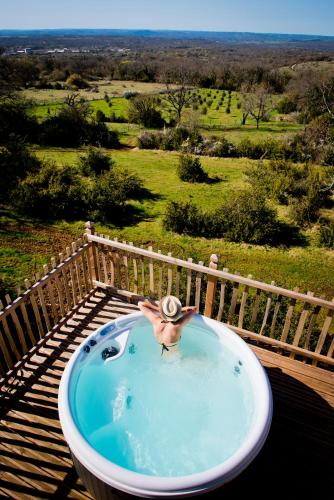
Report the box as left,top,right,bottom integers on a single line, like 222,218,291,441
0,221,333,380
0,238,94,378
85,223,334,369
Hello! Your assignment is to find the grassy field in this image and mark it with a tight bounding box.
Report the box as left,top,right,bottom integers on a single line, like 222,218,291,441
2,84,331,300
23,79,172,103
32,86,303,146
1,146,332,299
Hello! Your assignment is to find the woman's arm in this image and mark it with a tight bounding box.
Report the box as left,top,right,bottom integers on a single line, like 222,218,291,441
178,309,196,327
138,301,160,323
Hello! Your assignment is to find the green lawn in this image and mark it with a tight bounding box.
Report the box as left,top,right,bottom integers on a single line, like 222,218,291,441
0,146,330,299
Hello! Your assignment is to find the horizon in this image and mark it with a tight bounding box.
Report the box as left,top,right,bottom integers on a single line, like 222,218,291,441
1,27,333,39
1,0,333,37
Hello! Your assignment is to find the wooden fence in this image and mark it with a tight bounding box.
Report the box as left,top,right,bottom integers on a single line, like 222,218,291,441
86,223,334,369
0,238,94,378
0,221,333,380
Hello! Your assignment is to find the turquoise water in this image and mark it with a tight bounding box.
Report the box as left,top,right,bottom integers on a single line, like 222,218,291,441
70,318,254,477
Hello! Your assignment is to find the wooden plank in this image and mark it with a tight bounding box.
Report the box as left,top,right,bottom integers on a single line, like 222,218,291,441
280,288,299,343
167,252,173,296
158,250,163,300
175,266,181,300
195,261,204,313
35,277,52,333
0,308,14,370
148,246,154,299
249,288,261,331
140,246,145,296
216,268,228,322
204,254,218,318
229,324,334,367
228,272,240,324
58,253,72,313
238,275,252,329
72,242,83,300
66,247,78,306
100,239,109,286
259,281,275,336
24,280,44,339
186,258,193,307
43,264,59,324
312,298,334,365
0,301,21,363
270,295,282,338
51,257,66,317
19,301,36,345
130,243,138,294
290,292,314,359
5,294,28,355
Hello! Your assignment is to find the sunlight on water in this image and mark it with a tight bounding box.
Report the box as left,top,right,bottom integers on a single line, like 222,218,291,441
70,318,254,477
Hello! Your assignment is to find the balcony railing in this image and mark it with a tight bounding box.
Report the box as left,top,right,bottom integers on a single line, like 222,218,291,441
0,221,333,382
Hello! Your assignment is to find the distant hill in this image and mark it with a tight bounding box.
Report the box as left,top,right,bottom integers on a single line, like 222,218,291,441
1,29,334,44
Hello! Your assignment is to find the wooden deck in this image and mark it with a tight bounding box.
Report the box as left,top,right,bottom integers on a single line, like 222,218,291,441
0,290,333,499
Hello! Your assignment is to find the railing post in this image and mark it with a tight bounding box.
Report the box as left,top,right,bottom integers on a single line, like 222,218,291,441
204,254,218,318
85,221,98,283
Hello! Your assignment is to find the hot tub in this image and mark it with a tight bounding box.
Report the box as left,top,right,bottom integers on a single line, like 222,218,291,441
58,312,272,498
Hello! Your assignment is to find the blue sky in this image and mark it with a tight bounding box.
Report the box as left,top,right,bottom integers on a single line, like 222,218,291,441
1,0,333,36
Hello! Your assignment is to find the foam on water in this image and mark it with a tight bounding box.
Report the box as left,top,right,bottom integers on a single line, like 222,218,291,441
70,318,255,477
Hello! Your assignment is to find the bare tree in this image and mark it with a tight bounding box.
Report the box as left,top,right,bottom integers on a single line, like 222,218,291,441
160,68,195,124
241,84,274,129
319,79,334,120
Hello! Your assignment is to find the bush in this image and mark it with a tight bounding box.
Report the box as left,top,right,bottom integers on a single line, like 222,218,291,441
128,95,164,128
177,154,208,183
322,146,334,166
137,130,161,149
40,115,119,148
96,109,107,123
14,163,88,219
163,192,282,245
163,201,205,236
0,141,41,202
226,107,231,114
91,168,143,222
0,96,38,144
123,91,140,99
276,96,298,114
79,147,114,176
318,218,334,248
66,73,90,89
218,191,281,245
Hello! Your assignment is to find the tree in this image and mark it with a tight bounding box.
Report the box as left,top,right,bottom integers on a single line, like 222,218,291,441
128,95,164,128
161,68,195,124
241,84,274,129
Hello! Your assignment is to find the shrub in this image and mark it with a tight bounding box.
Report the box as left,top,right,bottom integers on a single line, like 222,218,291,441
318,218,334,248
276,96,298,114
14,163,88,219
128,95,164,128
96,109,107,122
201,107,208,115
163,192,281,245
204,137,238,157
137,130,161,149
163,201,205,236
177,154,208,183
66,73,90,89
322,145,334,166
79,147,114,176
40,115,119,148
0,96,38,144
218,191,281,245
226,107,231,114
0,141,41,202
91,168,143,222
123,91,140,99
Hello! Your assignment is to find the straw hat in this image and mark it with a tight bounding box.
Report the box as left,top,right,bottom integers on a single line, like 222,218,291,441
159,295,183,322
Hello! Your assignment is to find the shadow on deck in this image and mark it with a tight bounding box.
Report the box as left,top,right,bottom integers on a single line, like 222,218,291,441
0,290,333,498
